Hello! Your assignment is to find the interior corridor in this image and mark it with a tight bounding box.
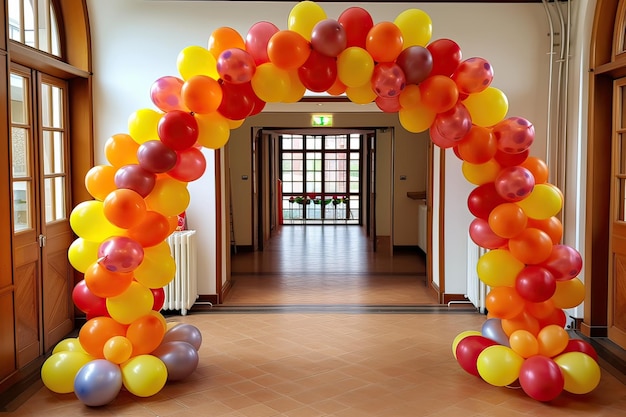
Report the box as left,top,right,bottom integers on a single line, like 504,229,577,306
226,225,433,306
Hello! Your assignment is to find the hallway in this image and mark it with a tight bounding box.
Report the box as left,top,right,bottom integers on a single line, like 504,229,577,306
226,225,433,306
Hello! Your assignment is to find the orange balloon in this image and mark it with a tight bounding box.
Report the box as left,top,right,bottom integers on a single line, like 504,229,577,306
525,299,556,320
267,30,311,70
126,314,166,356
485,286,525,320
509,330,539,358
527,216,563,245
85,165,117,201
488,203,528,239
327,77,347,96
508,227,553,264
537,324,569,357
125,211,171,247
78,317,127,359
182,75,223,114
167,215,180,234
365,22,403,63
419,75,459,113
208,27,245,59
84,262,134,298
502,311,540,337
456,126,497,164
520,156,549,184
103,335,133,364
103,188,147,229
104,133,139,167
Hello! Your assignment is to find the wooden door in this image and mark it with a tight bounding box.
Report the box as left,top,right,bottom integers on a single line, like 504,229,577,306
10,66,73,366
367,132,376,250
609,77,626,349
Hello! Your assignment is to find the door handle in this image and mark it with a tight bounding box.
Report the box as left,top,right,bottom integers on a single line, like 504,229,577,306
38,234,46,247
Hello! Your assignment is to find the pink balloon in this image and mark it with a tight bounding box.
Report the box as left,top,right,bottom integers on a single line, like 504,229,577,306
246,21,280,66
97,236,144,273
540,244,583,281
493,117,535,155
137,140,177,173
311,19,347,57
168,147,207,182
433,102,472,141
469,218,508,249
371,62,406,98
150,76,187,112
114,164,156,198
217,48,256,84
494,166,535,202
452,57,494,94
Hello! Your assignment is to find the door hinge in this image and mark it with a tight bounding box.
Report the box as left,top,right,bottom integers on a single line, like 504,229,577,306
38,234,46,248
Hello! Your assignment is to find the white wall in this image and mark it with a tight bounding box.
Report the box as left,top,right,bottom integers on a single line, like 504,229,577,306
87,0,562,299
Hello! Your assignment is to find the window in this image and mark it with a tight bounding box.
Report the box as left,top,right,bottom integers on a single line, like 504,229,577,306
8,0,61,57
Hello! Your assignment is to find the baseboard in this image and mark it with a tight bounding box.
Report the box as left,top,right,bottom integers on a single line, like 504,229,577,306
197,294,219,305
428,281,441,303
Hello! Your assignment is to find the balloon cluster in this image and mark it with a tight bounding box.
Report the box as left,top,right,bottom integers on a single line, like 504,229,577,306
42,0,599,406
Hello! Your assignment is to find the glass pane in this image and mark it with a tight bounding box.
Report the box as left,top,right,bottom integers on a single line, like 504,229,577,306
51,7,60,56
8,0,61,56
44,177,66,222
350,134,361,149
620,134,626,175
41,83,51,127
41,83,64,128
13,181,31,231
37,0,50,53
620,178,626,221
10,74,28,124
326,136,336,150
11,127,29,177
23,0,35,48
622,86,626,130
8,0,23,42
42,130,65,175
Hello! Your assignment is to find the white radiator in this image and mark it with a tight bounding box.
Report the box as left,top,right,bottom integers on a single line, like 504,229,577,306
163,230,198,315
466,232,488,314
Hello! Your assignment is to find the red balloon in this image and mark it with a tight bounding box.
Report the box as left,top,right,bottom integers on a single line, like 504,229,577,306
469,218,508,249
519,356,564,402
467,183,507,220
337,7,374,49
396,46,432,85
429,125,458,149
540,244,583,281
538,307,567,328
158,110,199,151
168,147,207,182
114,164,156,198
494,148,529,167
455,335,498,376
515,266,557,303
427,38,462,77
375,96,401,113
152,287,166,311
246,21,280,66
218,81,255,120
298,50,338,93
311,19,347,57
72,280,107,316
561,339,598,361
137,140,177,173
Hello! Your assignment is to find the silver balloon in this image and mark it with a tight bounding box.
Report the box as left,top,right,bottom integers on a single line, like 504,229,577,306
163,323,202,350
73,359,122,407
153,341,199,381
481,318,510,347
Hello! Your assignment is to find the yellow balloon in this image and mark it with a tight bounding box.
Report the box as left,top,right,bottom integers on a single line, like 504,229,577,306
52,337,87,354
128,108,162,144
516,183,563,220
106,282,154,325
476,249,525,287
399,84,422,110
283,70,306,103
251,63,290,103
398,104,435,133
41,352,93,394
176,45,219,80
145,177,191,216
68,238,100,273
287,0,327,41
554,352,601,394
346,83,377,105
463,87,508,127
337,47,375,88
121,355,168,397
196,112,231,149
103,336,133,364
227,118,245,130
134,250,176,289
462,159,501,185
476,345,524,387
394,9,432,47
452,330,482,359
69,200,124,242
551,278,585,309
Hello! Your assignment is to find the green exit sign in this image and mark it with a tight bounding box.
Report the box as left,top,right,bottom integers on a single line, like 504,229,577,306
312,114,333,127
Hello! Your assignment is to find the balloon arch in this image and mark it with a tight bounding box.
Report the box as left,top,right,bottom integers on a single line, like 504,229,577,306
42,1,599,406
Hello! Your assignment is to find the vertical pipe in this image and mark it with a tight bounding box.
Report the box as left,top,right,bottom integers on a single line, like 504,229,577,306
542,0,555,173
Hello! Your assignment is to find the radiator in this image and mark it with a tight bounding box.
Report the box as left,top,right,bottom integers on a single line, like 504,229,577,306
163,230,198,315
466,232,488,314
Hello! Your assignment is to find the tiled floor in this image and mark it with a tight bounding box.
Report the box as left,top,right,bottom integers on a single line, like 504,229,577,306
4,226,626,415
